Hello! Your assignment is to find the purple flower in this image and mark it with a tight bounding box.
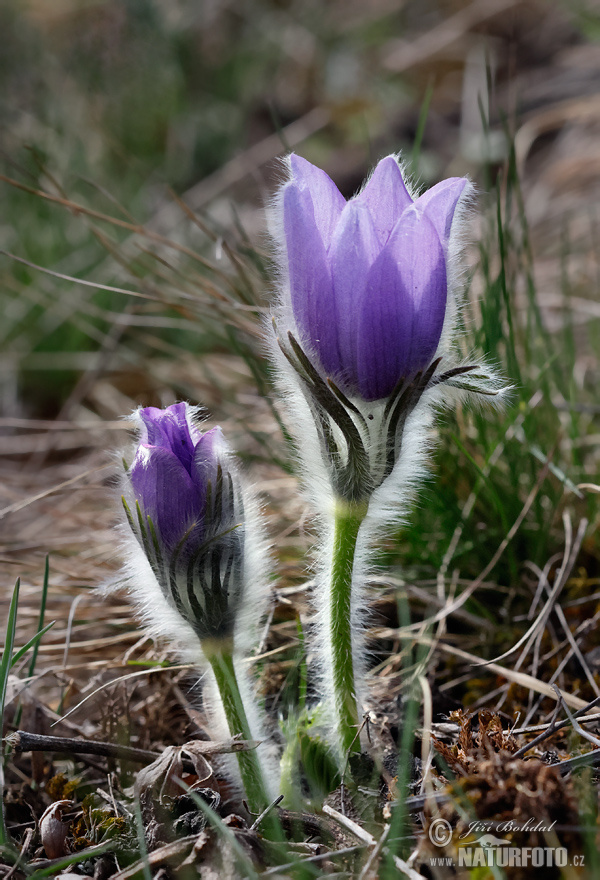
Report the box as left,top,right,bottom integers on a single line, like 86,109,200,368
281,154,469,401
124,402,247,639
129,402,223,552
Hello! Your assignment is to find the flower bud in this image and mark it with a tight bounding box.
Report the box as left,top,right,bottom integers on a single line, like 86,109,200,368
122,403,245,642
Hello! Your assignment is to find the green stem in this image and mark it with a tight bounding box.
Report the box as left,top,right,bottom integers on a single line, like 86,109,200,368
208,647,278,834
328,501,367,757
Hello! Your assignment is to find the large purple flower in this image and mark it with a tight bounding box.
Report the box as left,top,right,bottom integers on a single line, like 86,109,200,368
129,402,222,552
281,154,468,401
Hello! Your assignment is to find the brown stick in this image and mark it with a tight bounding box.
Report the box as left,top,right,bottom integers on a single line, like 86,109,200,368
6,730,162,765
6,730,249,774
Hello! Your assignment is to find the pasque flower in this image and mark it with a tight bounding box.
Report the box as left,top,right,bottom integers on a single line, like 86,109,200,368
281,154,468,401
269,155,504,762
124,402,242,641
121,402,279,817
272,154,487,503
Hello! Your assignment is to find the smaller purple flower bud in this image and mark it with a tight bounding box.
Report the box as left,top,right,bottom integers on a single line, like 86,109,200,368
123,403,244,641
129,402,222,551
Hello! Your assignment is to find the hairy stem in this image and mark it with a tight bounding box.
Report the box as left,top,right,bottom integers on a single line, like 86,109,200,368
328,502,367,757
207,648,279,836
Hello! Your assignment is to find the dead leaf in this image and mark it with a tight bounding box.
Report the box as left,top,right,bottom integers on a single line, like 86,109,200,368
40,799,72,859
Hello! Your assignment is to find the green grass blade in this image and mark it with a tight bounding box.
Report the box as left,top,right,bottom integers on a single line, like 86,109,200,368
133,798,152,880
495,181,522,387
296,617,307,712
0,578,21,848
178,781,261,880
11,621,56,670
411,80,434,173
380,690,419,878
10,559,53,761
28,554,50,678
26,842,115,879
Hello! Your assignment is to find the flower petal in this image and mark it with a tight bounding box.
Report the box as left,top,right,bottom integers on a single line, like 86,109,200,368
130,446,199,550
357,207,447,399
289,154,346,249
138,403,197,475
283,182,338,366
394,207,447,370
357,254,413,401
329,201,380,383
161,405,196,470
191,426,223,492
356,155,413,245
413,177,468,248
137,406,170,448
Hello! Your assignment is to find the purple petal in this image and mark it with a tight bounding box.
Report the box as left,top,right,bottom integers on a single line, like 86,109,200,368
283,183,339,366
138,406,171,447
138,403,196,475
357,208,446,399
130,445,200,549
413,177,468,248
191,426,223,491
328,201,380,382
159,405,196,471
289,154,346,249
393,207,447,371
356,255,414,401
356,156,413,245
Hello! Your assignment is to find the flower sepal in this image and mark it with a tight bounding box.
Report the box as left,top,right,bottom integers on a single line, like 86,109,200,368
276,323,500,505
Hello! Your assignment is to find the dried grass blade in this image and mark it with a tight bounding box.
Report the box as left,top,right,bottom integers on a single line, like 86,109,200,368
0,249,161,303
111,836,197,880
478,516,587,666
52,664,193,725
426,456,552,630
0,465,111,520
436,641,592,712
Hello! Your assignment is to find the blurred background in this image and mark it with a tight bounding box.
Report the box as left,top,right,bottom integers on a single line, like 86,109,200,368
0,0,600,417
2,0,599,418
1,0,600,724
